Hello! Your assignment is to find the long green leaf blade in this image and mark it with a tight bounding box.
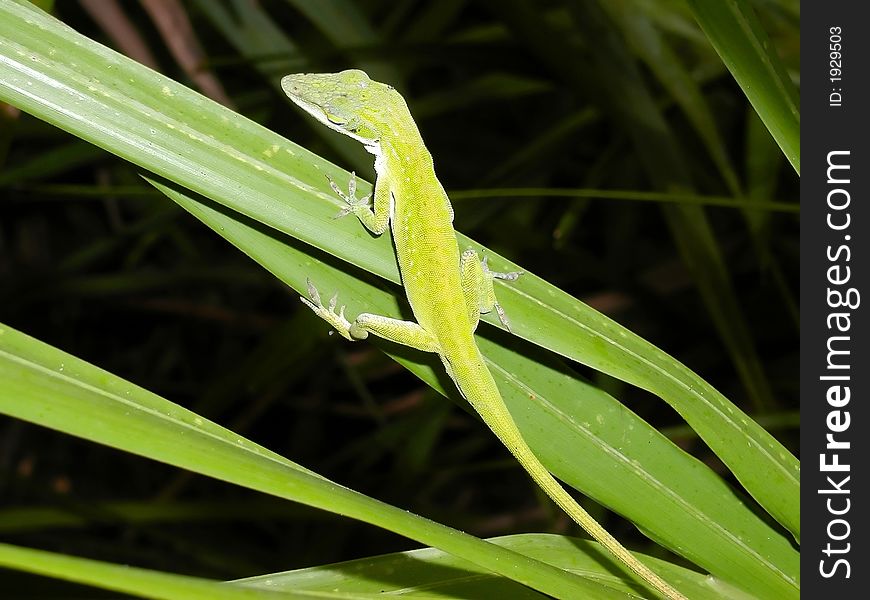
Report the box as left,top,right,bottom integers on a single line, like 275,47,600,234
685,0,800,173
0,542,326,600
236,534,750,599
0,322,614,599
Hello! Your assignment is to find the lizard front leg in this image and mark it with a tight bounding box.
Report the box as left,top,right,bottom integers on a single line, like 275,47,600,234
328,170,392,235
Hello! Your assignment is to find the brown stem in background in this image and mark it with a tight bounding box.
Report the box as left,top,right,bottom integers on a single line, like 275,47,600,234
139,0,235,108
79,0,160,69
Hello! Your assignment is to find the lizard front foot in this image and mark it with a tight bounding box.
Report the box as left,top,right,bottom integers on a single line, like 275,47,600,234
326,172,372,220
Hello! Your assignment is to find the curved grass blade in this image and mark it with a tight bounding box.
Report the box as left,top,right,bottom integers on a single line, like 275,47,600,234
604,2,743,197
236,534,750,600
685,0,800,174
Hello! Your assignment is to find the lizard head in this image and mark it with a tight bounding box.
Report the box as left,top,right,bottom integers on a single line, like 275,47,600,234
281,70,397,147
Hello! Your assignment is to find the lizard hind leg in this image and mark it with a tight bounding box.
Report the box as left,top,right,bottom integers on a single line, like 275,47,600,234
302,279,440,352
459,249,522,331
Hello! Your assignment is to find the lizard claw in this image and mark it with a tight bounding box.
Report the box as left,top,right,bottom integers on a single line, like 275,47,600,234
305,278,322,305
494,303,512,332
483,255,523,281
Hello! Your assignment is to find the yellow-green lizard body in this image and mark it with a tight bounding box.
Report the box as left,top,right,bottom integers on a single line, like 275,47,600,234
282,69,686,600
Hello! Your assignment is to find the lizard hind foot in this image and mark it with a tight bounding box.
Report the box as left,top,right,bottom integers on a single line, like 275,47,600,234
482,255,523,281
300,278,358,341
480,255,522,331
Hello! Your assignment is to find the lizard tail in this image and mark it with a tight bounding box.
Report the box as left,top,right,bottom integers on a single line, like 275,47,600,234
456,354,688,600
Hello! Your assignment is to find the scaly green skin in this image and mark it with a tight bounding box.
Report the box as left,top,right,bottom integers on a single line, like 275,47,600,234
282,70,687,600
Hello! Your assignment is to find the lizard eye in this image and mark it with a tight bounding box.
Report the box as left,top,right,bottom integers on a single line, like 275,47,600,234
323,105,348,126
342,116,364,133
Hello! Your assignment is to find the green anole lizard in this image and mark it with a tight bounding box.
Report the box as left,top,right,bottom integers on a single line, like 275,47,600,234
282,69,686,600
